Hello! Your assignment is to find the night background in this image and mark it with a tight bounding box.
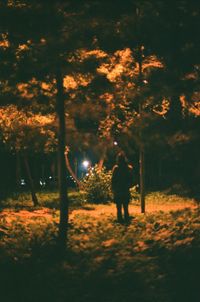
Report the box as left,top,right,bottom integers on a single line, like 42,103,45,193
0,1,200,301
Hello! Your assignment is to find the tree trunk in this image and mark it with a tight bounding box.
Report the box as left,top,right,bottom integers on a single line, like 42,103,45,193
139,148,145,213
64,150,81,189
167,94,183,131
97,147,106,170
98,157,104,170
138,46,146,213
56,69,69,249
24,154,39,206
74,157,78,179
16,152,21,190
158,157,162,187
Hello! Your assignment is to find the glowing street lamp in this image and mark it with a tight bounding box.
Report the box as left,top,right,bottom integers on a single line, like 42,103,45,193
82,160,90,169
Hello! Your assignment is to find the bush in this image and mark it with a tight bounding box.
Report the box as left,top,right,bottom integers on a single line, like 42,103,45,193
130,185,140,205
81,165,112,204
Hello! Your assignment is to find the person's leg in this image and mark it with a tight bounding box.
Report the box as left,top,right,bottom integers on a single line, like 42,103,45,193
116,202,123,222
123,202,130,221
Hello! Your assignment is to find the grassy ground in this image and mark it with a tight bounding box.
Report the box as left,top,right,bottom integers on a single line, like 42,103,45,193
0,191,200,302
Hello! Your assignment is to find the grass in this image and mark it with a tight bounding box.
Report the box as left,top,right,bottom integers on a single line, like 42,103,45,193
0,191,200,302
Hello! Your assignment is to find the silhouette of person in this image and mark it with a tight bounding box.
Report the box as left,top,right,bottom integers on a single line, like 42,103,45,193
111,152,133,223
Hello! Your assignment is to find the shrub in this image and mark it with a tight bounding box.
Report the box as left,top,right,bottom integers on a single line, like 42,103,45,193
81,165,112,204
130,185,140,205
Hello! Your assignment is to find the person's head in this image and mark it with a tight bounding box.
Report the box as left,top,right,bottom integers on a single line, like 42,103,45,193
116,152,128,166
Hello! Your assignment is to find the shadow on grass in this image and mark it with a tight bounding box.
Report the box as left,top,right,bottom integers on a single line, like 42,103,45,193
0,243,157,302
154,244,200,302
1,239,200,302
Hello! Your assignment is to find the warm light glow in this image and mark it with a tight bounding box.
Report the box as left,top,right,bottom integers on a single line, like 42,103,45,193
82,160,90,168
98,48,163,83
0,40,9,48
63,74,91,90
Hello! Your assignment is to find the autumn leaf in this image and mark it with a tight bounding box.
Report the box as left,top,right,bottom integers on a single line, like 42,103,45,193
102,238,118,248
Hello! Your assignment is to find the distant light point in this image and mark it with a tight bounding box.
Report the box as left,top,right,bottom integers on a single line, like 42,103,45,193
82,160,90,168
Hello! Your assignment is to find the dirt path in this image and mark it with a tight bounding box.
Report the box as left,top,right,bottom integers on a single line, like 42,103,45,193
0,200,197,223
70,201,197,219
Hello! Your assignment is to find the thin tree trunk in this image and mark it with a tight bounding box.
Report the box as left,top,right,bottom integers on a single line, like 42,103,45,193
42,164,45,180
167,94,183,131
139,148,145,213
51,158,57,183
158,157,162,186
97,147,106,170
74,157,78,179
16,152,21,190
138,45,146,213
64,149,81,188
24,154,39,206
56,69,69,249
98,157,104,170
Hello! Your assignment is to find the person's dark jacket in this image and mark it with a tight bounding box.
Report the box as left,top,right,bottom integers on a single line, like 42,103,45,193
111,163,133,194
